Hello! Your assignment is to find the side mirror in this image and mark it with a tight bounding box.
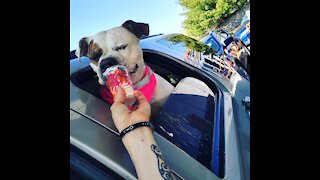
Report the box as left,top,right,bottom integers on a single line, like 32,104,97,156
224,36,234,47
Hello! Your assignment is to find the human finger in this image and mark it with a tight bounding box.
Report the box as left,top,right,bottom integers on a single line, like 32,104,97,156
111,87,130,119
133,90,148,105
113,86,126,105
133,90,151,116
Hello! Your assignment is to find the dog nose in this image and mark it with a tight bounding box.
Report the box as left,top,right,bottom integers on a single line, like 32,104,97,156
100,57,119,73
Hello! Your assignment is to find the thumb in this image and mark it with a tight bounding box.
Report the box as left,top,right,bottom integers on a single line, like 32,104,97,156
133,90,150,116
134,90,148,105
110,87,130,117
113,86,126,104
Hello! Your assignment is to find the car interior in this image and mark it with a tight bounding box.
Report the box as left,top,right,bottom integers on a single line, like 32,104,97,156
70,50,225,178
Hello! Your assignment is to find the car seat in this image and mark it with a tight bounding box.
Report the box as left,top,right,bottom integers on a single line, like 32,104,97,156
152,77,215,170
149,73,174,120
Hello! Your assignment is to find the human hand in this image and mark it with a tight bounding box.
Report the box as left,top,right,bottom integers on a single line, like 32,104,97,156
110,87,151,133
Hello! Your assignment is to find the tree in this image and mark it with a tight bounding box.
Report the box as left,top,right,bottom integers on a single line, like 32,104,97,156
167,34,216,55
178,0,247,38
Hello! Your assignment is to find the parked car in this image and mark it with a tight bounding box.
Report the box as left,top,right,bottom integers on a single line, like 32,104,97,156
200,31,225,55
70,33,250,180
233,10,250,48
202,29,233,48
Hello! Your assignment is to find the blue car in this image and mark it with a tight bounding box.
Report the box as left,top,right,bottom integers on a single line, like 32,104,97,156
201,32,225,55
233,10,250,47
234,22,250,47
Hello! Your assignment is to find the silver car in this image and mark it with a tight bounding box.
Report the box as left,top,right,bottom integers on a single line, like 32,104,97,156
70,33,250,180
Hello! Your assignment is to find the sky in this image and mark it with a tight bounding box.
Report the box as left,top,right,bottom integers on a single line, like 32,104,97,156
70,0,186,50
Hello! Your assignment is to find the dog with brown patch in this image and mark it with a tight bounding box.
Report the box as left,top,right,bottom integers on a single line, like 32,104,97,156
76,20,149,85
75,20,174,116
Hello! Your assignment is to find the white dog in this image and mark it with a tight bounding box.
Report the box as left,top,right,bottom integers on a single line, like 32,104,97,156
75,20,177,118
75,20,149,86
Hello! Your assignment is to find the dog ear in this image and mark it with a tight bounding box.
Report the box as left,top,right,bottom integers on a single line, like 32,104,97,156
75,37,91,63
122,20,149,39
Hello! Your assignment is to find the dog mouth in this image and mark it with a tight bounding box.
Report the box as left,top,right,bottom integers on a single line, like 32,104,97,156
100,57,119,72
99,56,140,78
128,64,139,75
129,67,138,75
100,62,139,80
101,65,138,75
100,62,138,77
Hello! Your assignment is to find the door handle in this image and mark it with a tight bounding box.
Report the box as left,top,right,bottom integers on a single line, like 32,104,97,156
242,96,250,110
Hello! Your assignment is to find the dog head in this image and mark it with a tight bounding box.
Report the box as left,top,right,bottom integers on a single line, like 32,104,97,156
75,20,149,85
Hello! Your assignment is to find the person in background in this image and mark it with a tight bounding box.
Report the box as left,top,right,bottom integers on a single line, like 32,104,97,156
225,54,236,79
110,87,175,180
218,53,235,79
230,43,240,58
232,38,250,75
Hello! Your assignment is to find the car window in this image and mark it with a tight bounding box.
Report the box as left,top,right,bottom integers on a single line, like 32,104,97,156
161,34,219,55
154,34,246,81
204,37,222,54
201,35,211,44
156,34,222,68
214,34,227,46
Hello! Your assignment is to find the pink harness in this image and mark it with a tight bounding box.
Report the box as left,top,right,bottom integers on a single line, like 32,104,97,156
99,65,157,104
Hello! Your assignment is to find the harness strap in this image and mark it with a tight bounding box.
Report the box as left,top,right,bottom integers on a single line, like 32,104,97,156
133,66,153,89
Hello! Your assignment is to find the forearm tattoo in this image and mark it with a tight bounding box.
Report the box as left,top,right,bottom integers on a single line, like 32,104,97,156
151,144,174,180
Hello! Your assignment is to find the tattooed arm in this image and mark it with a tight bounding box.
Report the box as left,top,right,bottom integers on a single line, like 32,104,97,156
111,87,174,180
122,127,174,180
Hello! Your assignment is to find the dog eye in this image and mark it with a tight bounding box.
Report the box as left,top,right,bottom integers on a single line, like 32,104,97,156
115,44,128,51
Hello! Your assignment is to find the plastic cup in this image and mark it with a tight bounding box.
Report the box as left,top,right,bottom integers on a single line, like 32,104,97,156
103,65,135,106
